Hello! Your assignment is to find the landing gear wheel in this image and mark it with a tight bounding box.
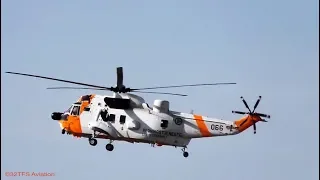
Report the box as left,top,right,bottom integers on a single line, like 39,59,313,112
183,152,189,158
89,138,97,146
62,129,65,134
105,144,114,151
181,147,189,158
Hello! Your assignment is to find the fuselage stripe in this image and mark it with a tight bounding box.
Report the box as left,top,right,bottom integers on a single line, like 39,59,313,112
193,115,211,137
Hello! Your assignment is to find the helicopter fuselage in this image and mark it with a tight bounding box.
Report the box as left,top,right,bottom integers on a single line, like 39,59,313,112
56,94,245,148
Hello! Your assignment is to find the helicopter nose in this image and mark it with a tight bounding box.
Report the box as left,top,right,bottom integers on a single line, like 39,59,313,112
51,112,63,120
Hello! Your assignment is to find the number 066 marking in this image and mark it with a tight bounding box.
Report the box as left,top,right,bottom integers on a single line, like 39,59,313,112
211,124,223,131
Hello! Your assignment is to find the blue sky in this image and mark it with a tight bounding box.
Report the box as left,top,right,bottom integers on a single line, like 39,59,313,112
1,0,319,179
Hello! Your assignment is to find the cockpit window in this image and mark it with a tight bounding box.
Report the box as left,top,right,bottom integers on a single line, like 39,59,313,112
71,105,80,116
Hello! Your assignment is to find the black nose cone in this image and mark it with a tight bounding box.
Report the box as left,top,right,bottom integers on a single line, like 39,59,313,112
51,112,63,120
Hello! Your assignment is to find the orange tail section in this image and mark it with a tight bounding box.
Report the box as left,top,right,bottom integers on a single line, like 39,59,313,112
234,114,263,133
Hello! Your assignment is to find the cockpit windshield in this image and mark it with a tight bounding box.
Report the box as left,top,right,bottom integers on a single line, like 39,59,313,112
64,102,81,116
65,105,73,113
71,105,80,116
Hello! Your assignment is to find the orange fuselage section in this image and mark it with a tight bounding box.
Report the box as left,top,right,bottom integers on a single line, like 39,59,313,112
58,95,95,136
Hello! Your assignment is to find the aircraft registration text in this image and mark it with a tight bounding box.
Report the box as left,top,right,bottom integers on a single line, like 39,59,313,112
210,124,224,131
142,128,183,138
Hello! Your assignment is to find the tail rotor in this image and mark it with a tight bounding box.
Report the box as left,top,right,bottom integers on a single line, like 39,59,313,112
232,96,270,134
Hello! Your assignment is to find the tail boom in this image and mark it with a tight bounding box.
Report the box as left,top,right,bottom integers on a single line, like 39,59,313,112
234,114,263,133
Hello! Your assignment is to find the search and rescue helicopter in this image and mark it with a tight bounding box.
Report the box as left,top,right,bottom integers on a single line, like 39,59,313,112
5,67,270,158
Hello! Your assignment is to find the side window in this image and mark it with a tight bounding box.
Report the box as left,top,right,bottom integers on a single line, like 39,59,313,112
108,114,115,123
160,120,168,129
71,106,80,116
120,115,126,124
101,110,108,122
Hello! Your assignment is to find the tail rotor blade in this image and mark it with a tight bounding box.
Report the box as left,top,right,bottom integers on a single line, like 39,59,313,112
232,111,248,115
233,96,270,134
252,96,261,113
240,96,251,113
255,113,271,119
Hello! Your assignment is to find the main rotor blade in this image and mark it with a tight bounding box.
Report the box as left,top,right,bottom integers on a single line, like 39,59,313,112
132,90,187,96
131,82,237,91
47,87,106,90
117,67,123,88
6,72,112,90
46,87,187,96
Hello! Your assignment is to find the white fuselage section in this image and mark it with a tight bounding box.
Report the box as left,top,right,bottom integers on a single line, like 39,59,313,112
77,94,240,147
